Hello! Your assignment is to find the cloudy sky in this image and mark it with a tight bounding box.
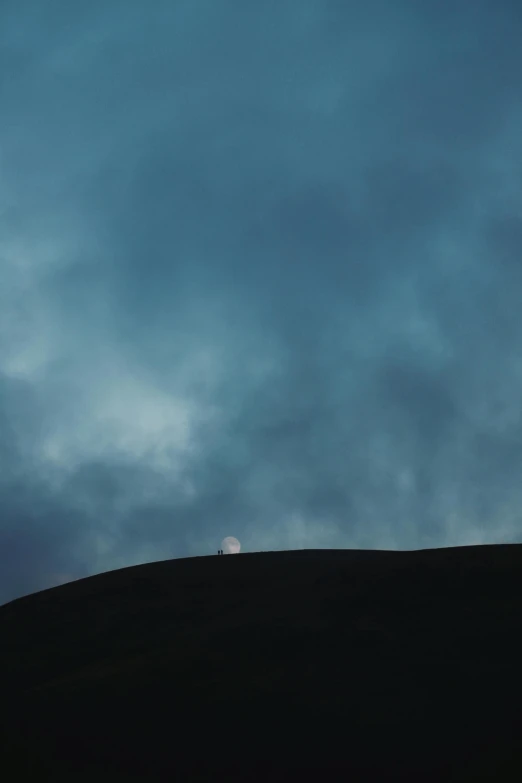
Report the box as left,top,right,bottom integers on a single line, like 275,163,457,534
1,0,522,604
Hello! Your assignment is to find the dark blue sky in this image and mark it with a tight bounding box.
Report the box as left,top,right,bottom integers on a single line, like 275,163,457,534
2,0,522,604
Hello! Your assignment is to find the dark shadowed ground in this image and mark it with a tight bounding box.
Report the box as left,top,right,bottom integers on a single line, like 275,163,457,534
1,545,522,781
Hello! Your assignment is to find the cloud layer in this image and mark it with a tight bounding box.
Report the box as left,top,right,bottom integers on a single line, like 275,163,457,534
2,0,522,604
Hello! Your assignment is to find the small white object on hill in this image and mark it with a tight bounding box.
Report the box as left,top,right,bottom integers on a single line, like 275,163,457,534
221,536,241,554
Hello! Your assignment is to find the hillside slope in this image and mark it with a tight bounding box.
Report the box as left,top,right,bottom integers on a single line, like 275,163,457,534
1,545,522,780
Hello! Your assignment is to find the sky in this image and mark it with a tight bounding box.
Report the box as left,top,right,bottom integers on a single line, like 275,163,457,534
1,0,522,605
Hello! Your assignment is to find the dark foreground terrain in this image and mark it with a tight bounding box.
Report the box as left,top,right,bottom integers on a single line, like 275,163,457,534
1,545,522,781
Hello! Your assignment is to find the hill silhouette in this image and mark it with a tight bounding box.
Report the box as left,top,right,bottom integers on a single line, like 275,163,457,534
1,545,522,780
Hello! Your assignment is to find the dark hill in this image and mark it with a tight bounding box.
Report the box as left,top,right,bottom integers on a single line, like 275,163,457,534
1,545,522,780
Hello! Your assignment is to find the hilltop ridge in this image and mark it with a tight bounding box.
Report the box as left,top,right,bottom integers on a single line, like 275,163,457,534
2,545,522,780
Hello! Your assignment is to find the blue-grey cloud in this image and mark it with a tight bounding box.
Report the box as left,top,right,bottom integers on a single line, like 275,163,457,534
2,0,522,604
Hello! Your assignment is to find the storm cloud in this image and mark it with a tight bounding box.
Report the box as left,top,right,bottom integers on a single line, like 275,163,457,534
2,0,522,604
